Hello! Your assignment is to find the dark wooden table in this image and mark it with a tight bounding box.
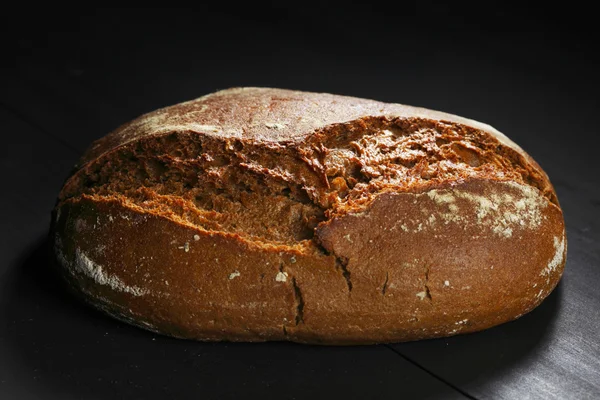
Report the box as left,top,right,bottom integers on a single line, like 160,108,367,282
2,7,599,400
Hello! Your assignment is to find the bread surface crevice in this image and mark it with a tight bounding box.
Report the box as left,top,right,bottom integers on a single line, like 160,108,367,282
59,117,554,251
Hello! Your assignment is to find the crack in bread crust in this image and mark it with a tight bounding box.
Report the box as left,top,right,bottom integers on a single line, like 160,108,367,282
59,117,555,250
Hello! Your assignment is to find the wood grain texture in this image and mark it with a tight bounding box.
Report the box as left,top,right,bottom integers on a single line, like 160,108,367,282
2,7,599,399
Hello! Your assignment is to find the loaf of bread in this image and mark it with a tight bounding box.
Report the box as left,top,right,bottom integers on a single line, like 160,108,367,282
51,87,566,344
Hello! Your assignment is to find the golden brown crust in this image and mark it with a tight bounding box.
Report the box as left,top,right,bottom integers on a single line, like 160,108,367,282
52,87,567,344
79,87,529,167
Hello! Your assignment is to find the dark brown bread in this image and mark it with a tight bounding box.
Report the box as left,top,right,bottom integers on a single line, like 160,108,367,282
52,87,566,344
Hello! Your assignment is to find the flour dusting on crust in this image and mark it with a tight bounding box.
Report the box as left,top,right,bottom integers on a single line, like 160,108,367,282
73,248,148,296
541,234,566,276
422,181,547,238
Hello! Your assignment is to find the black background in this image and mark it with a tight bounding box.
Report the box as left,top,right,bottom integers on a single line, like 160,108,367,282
1,5,599,399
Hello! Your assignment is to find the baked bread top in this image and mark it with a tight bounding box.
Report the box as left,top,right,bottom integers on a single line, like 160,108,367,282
60,87,558,246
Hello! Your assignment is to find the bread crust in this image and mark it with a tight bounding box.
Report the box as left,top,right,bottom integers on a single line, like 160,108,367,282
52,87,566,344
